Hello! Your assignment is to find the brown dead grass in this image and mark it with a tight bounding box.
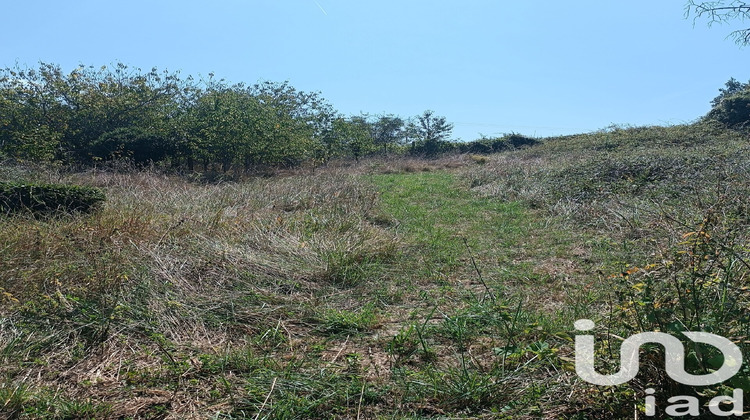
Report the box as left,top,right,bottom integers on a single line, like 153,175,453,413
0,166,409,418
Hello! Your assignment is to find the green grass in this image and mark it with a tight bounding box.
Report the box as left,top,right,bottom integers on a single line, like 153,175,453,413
371,172,555,288
368,171,597,416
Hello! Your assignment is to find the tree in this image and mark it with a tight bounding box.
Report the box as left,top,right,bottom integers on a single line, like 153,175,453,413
711,77,750,107
371,114,405,155
410,110,454,156
60,64,186,163
415,110,453,143
0,62,340,171
0,72,64,162
686,1,750,45
331,116,375,162
0,62,189,164
185,79,333,172
248,81,332,167
190,83,258,172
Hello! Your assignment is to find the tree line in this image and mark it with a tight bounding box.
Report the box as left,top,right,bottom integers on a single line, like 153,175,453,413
0,62,467,171
4,62,740,172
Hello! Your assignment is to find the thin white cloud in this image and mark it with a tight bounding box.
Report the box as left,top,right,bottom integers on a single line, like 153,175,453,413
313,0,327,16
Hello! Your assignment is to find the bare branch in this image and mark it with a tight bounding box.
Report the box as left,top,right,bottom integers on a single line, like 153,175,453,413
685,1,750,45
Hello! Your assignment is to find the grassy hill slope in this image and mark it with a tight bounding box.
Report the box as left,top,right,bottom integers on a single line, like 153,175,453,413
0,123,748,418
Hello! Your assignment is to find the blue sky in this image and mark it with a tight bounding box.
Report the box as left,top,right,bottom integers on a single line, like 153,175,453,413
2,1,748,140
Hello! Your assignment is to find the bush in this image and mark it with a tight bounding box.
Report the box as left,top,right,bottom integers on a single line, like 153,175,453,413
706,92,750,128
459,134,540,155
0,182,106,215
505,133,539,148
409,139,457,156
91,127,174,165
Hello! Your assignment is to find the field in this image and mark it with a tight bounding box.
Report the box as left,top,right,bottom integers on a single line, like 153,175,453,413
1,123,749,419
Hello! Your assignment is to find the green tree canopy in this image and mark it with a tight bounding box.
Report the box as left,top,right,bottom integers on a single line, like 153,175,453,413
0,63,342,170
705,77,750,128
371,114,405,155
711,77,750,107
330,116,375,162
409,110,454,156
0,62,189,164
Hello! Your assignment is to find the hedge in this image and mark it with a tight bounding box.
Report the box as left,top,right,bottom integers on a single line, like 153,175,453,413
0,182,106,215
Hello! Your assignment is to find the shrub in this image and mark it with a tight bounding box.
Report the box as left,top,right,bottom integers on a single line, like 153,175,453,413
91,127,174,165
409,139,457,157
706,92,750,128
505,133,539,148
458,139,494,154
0,182,105,215
460,134,540,155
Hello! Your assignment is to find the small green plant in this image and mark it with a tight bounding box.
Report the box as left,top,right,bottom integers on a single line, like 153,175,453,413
397,305,439,362
387,324,420,359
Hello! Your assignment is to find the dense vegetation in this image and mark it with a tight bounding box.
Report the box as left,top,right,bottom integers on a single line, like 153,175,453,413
0,63,536,173
4,63,747,173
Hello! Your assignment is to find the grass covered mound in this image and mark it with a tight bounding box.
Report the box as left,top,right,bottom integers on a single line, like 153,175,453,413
0,182,105,215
